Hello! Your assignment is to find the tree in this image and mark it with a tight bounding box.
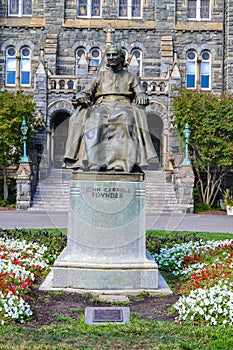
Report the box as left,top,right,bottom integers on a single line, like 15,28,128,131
172,89,233,207
0,90,35,201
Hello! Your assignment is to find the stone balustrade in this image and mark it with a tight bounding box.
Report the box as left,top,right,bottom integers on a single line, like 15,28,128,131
140,78,170,95
48,75,169,95
48,76,77,92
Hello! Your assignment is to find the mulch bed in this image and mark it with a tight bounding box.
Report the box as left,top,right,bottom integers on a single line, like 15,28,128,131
196,210,227,215
22,284,179,328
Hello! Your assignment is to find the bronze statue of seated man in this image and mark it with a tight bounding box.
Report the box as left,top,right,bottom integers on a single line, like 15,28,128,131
64,44,157,172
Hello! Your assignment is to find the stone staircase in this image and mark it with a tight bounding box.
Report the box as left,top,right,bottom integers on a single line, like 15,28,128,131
29,168,181,213
144,170,181,214
29,168,71,211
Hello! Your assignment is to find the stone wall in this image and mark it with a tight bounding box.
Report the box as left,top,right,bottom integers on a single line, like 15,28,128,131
0,0,229,211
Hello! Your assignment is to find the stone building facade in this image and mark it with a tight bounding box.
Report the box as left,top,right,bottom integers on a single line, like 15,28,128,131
0,0,232,210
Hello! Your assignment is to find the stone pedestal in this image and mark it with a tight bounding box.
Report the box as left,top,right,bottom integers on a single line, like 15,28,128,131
176,165,194,213
16,162,32,210
53,172,158,291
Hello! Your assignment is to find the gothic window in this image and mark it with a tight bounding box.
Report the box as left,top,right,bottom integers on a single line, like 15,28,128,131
90,48,101,66
77,0,101,17
186,50,211,90
6,47,16,86
20,47,31,86
187,0,210,20
186,50,196,89
8,0,32,16
76,48,86,62
200,51,211,89
6,46,31,87
131,48,142,76
75,48,87,75
118,0,141,18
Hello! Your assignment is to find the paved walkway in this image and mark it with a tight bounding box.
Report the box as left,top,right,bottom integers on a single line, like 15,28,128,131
0,210,232,233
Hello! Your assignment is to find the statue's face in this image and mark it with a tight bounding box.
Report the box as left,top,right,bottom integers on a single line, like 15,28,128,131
106,47,123,68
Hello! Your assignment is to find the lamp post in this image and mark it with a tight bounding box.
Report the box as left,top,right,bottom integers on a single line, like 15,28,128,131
183,122,191,166
21,117,29,162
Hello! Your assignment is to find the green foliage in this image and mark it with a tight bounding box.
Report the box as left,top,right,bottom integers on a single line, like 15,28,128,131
194,201,212,213
0,177,16,206
222,188,233,207
173,89,233,206
0,90,35,167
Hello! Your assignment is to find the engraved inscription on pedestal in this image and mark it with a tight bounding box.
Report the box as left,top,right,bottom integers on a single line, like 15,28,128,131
80,182,134,214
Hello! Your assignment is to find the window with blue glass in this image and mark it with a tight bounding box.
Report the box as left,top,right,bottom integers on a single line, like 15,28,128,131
6,47,16,86
6,46,31,87
90,48,101,66
186,50,211,90
8,0,32,16
20,47,31,86
200,51,210,89
186,51,196,89
77,0,101,17
118,0,141,18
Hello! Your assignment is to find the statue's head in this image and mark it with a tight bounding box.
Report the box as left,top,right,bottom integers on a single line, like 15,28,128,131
106,44,125,68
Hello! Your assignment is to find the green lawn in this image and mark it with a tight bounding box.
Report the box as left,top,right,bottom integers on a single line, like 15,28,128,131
1,317,233,350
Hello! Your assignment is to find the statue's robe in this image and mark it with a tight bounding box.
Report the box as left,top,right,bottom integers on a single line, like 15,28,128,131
64,68,157,172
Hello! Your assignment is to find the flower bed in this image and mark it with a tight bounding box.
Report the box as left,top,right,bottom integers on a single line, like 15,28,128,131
0,236,48,324
153,239,233,326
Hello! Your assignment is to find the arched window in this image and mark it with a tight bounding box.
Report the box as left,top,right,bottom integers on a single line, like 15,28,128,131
200,51,211,89
186,50,211,90
6,46,31,87
68,80,74,90
20,47,31,86
75,47,87,74
186,50,197,89
76,47,86,65
8,0,32,16
118,0,141,18
90,48,101,66
6,47,16,86
77,0,101,17
187,0,210,20
59,80,65,89
131,48,142,76
151,83,156,91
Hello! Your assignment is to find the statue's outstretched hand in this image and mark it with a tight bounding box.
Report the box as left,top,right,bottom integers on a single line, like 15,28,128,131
136,93,149,106
76,92,91,107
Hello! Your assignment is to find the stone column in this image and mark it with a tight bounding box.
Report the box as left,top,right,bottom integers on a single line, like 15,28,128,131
16,162,32,210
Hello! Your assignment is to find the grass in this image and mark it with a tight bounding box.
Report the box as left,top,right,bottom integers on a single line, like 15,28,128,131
1,316,233,349
1,228,233,349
